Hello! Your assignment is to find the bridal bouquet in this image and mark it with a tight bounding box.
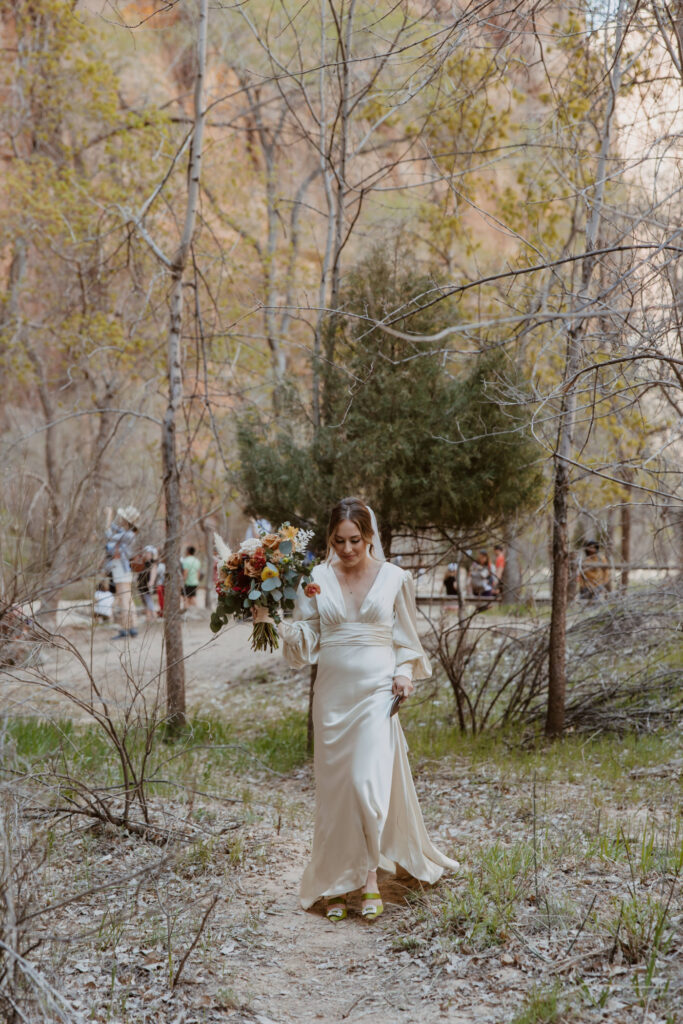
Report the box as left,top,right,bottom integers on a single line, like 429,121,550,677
210,524,318,652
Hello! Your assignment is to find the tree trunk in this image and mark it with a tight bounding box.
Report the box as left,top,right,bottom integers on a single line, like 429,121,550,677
546,0,624,739
546,456,570,737
620,499,631,589
162,374,186,725
162,0,209,728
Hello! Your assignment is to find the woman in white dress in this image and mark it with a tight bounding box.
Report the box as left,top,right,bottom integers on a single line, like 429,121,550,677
258,497,458,921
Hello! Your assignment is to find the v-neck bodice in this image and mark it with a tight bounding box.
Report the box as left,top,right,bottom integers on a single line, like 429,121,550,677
331,561,386,621
317,560,399,625
278,559,431,680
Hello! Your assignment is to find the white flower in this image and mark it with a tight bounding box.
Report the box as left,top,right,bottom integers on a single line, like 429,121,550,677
294,528,314,554
238,537,263,556
214,532,232,562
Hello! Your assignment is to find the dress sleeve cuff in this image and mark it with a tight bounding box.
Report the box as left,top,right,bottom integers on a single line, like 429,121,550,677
277,621,299,644
394,663,414,682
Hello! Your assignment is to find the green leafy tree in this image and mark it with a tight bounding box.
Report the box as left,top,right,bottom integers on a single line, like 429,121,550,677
237,250,542,554
0,0,168,611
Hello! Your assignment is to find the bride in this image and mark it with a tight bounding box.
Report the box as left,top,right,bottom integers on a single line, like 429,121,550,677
255,496,458,921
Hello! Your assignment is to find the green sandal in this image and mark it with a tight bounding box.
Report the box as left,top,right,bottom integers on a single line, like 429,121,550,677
361,892,384,921
326,896,347,923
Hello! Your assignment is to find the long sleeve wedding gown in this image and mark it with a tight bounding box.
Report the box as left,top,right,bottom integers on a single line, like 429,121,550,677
279,559,458,909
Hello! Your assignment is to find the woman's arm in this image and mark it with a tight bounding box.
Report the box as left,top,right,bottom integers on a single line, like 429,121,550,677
275,581,321,668
393,570,431,684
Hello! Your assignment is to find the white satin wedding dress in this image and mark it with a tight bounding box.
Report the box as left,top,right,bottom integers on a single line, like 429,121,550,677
279,559,458,909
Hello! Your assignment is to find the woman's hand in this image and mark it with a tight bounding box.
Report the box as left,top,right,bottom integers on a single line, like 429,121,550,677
392,675,414,700
252,606,274,624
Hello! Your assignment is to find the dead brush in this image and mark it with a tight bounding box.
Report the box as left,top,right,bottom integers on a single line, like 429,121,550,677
421,581,682,736
0,778,170,1022
422,609,549,734
1,620,211,843
0,787,52,1023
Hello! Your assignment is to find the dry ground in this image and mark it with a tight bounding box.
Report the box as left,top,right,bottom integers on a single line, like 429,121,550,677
1,614,681,1024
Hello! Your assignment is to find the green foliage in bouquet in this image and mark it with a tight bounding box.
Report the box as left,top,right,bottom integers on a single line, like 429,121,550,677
210,527,316,651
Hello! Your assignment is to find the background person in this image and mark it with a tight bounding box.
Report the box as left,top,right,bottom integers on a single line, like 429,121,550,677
135,545,158,623
577,540,610,600
443,563,458,596
93,579,115,622
181,545,202,607
105,506,140,639
492,544,506,596
468,549,494,597
245,516,272,540
156,559,166,617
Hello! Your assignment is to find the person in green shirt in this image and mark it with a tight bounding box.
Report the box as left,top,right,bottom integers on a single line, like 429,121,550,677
181,546,202,606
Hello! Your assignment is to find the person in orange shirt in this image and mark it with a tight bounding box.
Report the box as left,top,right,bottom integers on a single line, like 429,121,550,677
492,544,506,595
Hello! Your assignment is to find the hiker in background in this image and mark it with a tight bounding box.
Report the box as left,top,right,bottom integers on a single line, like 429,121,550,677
134,546,158,623
443,563,458,596
181,545,202,607
468,550,494,598
105,506,140,639
577,540,610,601
93,580,115,622
156,559,166,617
492,544,506,596
245,516,272,540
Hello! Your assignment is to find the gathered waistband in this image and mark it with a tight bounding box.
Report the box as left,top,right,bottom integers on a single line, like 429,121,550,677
320,622,393,648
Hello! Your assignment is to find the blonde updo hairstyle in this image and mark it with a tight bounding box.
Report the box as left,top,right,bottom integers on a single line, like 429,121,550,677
326,497,375,559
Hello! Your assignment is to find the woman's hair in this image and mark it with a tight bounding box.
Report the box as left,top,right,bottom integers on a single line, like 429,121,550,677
326,497,374,556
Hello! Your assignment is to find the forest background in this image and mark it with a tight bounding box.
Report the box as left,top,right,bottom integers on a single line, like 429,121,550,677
0,0,682,1022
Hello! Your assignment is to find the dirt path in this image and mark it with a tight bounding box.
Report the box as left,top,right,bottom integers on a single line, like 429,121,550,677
4,607,680,1023
4,614,281,721
219,833,487,1024
43,775,500,1024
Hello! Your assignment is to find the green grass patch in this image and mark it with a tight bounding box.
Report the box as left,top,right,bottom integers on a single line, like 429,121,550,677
242,709,308,774
508,982,567,1024
5,716,117,775
4,708,310,795
6,717,75,759
400,687,682,792
186,709,309,774
402,839,537,952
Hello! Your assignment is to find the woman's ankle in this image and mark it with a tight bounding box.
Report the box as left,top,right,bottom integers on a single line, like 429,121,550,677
364,870,378,893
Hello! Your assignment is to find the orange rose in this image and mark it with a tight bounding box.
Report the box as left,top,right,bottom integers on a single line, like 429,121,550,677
261,533,281,550
304,583,321,598
225,552,242,571
244,552,267,577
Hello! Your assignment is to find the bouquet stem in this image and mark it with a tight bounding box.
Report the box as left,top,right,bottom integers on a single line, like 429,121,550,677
251,621,279,652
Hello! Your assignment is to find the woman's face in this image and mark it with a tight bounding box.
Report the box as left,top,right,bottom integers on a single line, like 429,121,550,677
331,518,368,568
